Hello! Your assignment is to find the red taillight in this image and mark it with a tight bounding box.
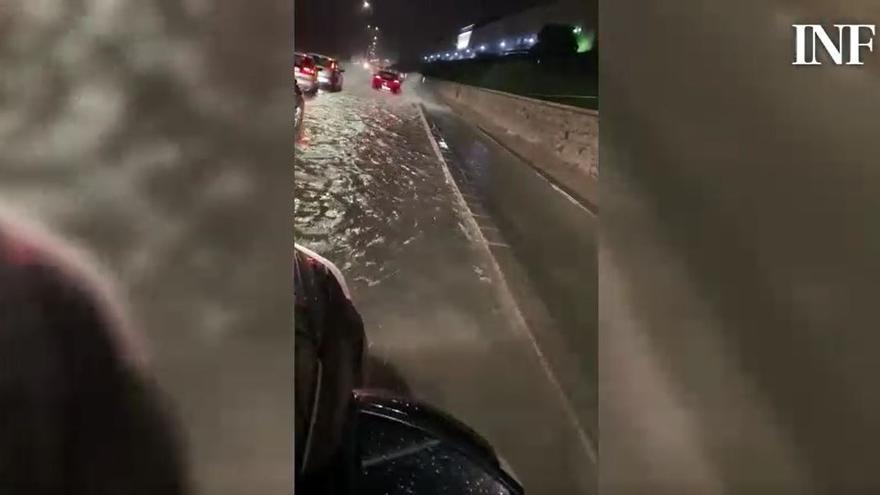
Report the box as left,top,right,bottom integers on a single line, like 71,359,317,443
393,80,400,85
303,67,315,76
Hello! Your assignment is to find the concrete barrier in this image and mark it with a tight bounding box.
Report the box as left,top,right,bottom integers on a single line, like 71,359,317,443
429,80,598,206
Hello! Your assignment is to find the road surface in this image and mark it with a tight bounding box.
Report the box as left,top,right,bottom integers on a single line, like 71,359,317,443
295,67,596,493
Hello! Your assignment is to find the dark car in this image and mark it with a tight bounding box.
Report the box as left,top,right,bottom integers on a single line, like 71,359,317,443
295,80,305,141
309,53,345,92
372,70,402,94
294,52,319,95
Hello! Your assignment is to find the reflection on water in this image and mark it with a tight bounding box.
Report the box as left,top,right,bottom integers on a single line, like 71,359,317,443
294,90,446,286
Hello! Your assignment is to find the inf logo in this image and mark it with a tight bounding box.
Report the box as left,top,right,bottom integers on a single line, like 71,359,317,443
793,24,875,65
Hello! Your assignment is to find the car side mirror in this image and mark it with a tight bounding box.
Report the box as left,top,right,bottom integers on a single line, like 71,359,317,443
353,391,524,494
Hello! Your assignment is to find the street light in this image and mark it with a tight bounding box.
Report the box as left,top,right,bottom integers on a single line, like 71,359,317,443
363,1,371,9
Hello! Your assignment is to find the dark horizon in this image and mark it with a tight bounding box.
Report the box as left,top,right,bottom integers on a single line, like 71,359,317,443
294,0,586,63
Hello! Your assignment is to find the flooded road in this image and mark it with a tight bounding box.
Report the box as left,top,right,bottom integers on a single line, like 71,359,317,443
295,67,596,494
294,80,442,285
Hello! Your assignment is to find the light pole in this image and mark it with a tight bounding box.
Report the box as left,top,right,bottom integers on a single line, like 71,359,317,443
364,22,381,62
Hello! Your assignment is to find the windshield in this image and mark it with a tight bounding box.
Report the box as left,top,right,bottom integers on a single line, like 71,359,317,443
378,71,398,80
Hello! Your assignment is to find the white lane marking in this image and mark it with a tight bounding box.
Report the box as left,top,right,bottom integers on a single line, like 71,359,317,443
549,181,592,213
417,103,598,464
485,241,511,248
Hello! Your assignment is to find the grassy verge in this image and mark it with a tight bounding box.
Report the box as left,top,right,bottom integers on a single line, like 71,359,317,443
421,53,598,110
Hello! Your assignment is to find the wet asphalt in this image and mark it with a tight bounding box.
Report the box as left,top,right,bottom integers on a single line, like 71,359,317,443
295,67,596,494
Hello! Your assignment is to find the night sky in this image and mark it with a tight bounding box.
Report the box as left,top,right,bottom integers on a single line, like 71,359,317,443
294,0,558,63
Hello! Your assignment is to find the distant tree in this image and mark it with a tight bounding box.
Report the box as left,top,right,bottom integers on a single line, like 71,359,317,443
531,24,579,58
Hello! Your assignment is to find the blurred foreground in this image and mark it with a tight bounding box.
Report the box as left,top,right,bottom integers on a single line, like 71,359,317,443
0,2,292,493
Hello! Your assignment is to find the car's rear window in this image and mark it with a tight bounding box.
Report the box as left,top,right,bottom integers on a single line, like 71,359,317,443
311,55,333,67
295,54,314,68
379,71,398,80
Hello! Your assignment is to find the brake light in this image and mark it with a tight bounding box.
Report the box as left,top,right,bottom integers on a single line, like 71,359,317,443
303,67,315,76
394,80,400,84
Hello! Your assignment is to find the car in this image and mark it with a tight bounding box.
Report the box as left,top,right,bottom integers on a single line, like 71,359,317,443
295,80,305,141
309,53,345,92
294,52,319,95
372,69,402,94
